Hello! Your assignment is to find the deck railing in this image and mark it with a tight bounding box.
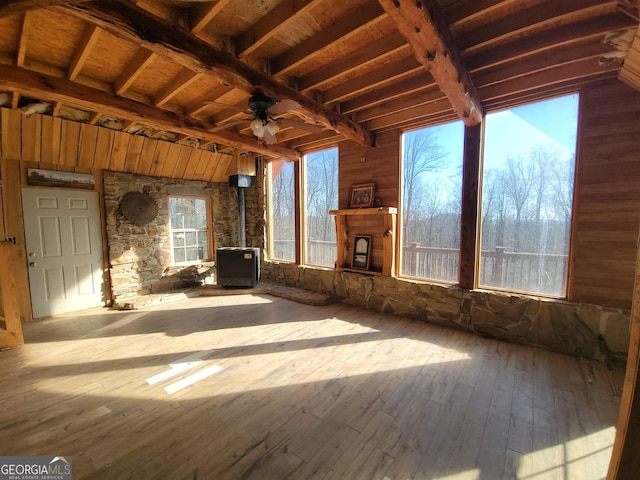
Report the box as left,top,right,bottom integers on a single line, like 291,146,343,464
273,240,568,295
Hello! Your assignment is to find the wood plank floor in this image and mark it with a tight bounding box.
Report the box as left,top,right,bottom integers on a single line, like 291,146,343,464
0,294,625,479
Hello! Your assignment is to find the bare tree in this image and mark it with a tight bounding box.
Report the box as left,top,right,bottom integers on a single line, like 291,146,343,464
402,130,448,240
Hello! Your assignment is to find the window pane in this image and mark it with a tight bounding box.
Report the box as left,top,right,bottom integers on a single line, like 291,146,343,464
169,197,210,264
269,160,296,262
174,248,186,263
401,121,464,282
305,147,338,267
185,231,197,246
173,232,185,247
186,247,200,262
479,94,578,296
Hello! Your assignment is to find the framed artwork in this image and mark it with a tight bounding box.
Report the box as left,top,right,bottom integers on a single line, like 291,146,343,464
352,235,371,270
349,182,375,208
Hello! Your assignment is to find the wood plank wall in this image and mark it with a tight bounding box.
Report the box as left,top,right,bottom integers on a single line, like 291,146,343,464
0,109,233,182
570,80,640,308
339,130,401,274
339,129,400,208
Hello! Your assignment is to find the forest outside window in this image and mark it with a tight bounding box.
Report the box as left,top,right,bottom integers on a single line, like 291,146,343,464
479,94,579,297
267,159,296,262
169,196,210,264
400,120,464,282
303,147,338,268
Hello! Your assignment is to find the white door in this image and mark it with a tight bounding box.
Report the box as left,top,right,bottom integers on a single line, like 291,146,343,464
22,187,104,318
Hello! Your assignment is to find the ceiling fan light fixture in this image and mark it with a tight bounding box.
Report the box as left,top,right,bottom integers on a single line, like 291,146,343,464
265,120,280,136
250,118,264,137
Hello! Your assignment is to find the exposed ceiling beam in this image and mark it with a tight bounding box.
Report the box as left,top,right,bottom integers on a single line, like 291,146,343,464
68,24,101,80
271,0,386,76
16,12,30,67
0,64,301,161
154,69,201,107
190,0,232,36
379,0,483,126
235,0,319,58
62,1,375,147
299,31,409,91
0,0,87,17
113,48,157,95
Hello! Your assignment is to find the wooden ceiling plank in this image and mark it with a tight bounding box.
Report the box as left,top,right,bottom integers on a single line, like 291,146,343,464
457,0,619,53
444,0,517,26
341,75,439,115
236,0,319,58
0,64,301,161
0,0,86,17
464,13,638,73
299,31,408,91
114,48,157,96
271,0,386,76
379,0,483,126
154,69,201,107
68,24,101,81
62,1,375,148
478,57,620,103
473,41,615,90
323,55,423,104
184,85,233,116
16,12,31,67
355,88,446,123
191,0,232,35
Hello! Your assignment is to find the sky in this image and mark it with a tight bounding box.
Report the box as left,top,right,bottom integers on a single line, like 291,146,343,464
407,93,580,182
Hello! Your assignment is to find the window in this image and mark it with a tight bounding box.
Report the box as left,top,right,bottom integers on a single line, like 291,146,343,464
268,159,296,262
479,94,579,296
400,120,464,281
169,197,210,264
303,148,338,267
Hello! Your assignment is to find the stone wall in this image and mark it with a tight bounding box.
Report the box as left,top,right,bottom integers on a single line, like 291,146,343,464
104,171,238,303
261,262,631,360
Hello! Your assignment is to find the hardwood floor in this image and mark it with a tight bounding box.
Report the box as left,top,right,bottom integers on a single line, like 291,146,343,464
0,294,625,479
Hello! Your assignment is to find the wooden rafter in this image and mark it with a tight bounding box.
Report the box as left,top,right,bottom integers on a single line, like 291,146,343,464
236,0,319,58
299,31,409,91
68,24,100,80
0,64,301,161
62,1,375,147
0,0,86,17
271,0,387,76
190,0,232,36
379,0,483,126
114,48,157,95
184,85,232,117
16,11,30,67
154,69,201,107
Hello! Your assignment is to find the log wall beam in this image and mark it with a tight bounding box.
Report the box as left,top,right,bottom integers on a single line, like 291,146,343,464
62,1,375,147
379,0,483,126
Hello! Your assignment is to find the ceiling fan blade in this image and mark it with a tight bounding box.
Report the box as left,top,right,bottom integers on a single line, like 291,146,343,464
263,129,278,145
204,101,252,115
208,119,248,133
269,98,301,115
278,118,324,134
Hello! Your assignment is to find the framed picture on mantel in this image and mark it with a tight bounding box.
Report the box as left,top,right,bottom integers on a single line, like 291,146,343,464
349,183,375,208
352,235,371,270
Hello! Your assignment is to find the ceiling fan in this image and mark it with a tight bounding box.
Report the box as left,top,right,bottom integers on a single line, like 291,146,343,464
208,91,323,144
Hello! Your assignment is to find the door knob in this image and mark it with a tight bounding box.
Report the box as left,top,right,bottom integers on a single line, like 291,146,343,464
29,262,36,267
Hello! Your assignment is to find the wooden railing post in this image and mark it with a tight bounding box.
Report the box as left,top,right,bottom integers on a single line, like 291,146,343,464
493,246,506,285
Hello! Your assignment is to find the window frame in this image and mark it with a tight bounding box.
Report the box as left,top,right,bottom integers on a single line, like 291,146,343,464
398,120,465,284
266,159,298,263
301,147,339,268
168,195,213,265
